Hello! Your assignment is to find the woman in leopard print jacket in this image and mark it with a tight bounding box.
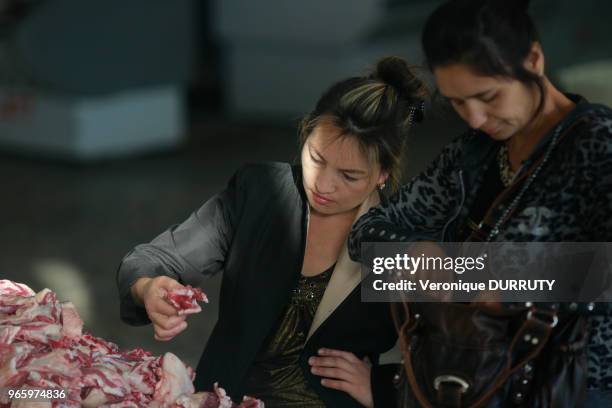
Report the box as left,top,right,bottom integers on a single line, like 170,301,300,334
347,0,612,406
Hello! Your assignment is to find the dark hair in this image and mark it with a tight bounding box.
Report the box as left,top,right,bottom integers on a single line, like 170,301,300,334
422,0,545,114
299,56,428,191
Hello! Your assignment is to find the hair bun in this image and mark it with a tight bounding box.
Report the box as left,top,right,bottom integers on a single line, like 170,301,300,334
372,56,428,101
371,56,428,123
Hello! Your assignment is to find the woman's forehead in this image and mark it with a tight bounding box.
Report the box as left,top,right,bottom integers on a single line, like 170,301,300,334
434,64,504,97
308,126,374,170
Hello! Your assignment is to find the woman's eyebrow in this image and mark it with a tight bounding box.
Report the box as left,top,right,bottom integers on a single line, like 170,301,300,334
338,168,368,175
310,144,368,175
468,90,494,99
309,145,325,161
441,89,494,100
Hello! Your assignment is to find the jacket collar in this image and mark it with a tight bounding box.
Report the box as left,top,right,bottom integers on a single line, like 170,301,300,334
306,189,381,341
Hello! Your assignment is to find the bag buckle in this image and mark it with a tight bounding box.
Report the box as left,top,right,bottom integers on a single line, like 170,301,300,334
434,375,470,394
526,309,558,328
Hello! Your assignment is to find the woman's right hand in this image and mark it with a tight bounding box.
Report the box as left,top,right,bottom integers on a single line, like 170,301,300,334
131,276,189,341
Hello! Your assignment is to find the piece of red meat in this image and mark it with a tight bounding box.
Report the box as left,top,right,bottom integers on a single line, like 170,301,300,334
165,286,208,315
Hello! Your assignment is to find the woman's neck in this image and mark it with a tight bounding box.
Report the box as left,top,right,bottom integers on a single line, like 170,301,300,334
309,205,359,225
507,79,575,168
301,205,358,277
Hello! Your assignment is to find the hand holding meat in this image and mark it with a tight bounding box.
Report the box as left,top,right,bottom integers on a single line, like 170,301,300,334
132,276,190,342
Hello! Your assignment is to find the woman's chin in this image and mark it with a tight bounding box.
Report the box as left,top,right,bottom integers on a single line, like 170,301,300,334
309,202,336,215
485,129,512,142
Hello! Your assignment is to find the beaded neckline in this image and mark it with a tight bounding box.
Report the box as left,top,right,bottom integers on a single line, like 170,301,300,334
497,143,515,187
486,123,564,242
292,266,333,306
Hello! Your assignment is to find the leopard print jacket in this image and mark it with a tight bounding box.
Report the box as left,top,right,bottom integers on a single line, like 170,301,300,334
348,97,612,390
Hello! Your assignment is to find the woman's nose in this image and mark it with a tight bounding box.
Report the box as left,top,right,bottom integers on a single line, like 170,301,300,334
314,170,336,193
462,102,487,130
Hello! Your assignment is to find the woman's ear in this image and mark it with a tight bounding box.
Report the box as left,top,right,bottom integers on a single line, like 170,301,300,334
524,42,545,76
377,171,389,188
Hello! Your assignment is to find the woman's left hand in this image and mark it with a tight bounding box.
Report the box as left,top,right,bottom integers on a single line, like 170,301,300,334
308,348,373,408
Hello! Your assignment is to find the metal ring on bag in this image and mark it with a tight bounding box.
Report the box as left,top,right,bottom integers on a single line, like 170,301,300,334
434,375,470,394
526,309,559,328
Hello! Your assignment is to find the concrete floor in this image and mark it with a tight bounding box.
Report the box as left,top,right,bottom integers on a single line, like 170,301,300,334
0,111,462,369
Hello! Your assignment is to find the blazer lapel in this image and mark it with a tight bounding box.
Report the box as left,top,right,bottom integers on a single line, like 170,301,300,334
306,191,380,342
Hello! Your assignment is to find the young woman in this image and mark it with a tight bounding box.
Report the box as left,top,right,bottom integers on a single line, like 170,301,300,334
116,56,427,407
348,0,612,406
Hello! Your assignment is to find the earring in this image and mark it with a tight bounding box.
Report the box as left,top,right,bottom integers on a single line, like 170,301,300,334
378,183,386,190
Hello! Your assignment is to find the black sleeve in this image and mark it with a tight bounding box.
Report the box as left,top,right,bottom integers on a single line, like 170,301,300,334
116,169,243,325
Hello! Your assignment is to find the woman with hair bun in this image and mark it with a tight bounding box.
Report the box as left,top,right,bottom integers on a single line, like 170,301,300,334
117,56,427,407
349,0,612,406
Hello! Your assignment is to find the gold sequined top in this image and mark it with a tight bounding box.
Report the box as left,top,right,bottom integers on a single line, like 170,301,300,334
243,265,334,407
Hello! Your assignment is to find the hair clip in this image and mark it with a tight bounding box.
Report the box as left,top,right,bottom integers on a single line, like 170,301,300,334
408,100,426,125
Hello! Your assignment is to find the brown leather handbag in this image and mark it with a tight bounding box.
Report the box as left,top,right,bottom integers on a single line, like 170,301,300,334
393,301,588,407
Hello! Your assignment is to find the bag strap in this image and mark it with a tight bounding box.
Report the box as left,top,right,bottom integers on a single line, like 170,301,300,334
400,305,558,408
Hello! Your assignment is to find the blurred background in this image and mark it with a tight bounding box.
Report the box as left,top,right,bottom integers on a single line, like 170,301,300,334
1,0,611,369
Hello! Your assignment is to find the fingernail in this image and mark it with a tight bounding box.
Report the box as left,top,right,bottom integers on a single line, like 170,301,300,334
308,357,314,365
318,348,325,354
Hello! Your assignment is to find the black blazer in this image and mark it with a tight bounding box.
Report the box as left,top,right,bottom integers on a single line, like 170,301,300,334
116,162,397,407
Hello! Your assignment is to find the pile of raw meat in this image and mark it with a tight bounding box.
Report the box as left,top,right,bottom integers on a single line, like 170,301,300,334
0,280,264,407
